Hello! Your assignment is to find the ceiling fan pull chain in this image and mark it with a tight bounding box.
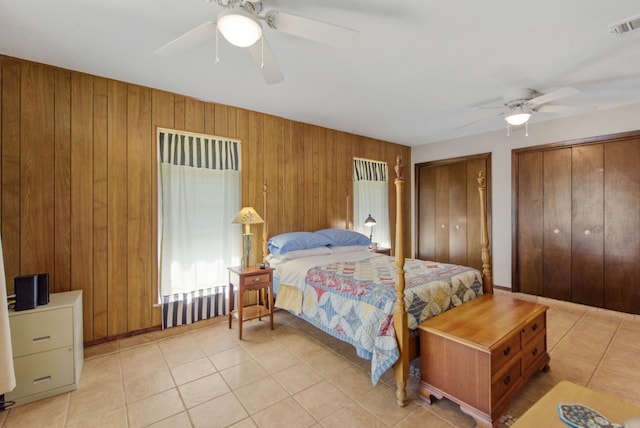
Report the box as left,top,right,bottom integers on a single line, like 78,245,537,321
525,121,529,137
215,27,220,64
261,36,265,69
506,123,511,136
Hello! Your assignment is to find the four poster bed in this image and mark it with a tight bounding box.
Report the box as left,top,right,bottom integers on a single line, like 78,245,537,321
261,156,493,406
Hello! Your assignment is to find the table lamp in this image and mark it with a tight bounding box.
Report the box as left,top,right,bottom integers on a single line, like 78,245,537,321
232,207,264,267
364,213,377,245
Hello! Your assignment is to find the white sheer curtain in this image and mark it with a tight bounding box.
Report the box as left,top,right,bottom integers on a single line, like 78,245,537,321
353,158,391,248
157,129,241,326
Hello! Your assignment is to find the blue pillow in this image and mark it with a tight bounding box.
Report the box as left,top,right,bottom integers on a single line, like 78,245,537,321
315,228,371,247
267,232,331,257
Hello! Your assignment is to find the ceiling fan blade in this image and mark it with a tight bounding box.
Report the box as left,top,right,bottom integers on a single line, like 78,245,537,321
456,111,504,130
248,38,284,85
265,10,357,46
528,87,580,107
537,104,594,114
154,21,216,56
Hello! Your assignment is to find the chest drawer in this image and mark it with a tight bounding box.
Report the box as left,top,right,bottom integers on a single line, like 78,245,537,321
241,273,271,288
6,347,75,400
491,357,522,404
522,330,546,369
9,307,73,357
491,331,521,374
521,312,545,344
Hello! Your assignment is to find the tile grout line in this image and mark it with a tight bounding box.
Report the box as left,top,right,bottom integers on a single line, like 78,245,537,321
585,317,623,388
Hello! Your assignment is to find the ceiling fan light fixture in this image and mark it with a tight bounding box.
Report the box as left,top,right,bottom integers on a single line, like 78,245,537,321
505,110,532,126
217,8,262,47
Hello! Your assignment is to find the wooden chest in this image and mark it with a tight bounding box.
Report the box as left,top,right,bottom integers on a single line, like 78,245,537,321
418,294,549,428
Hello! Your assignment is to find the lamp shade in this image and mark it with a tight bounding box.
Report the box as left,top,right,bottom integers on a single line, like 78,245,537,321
364,214,376,227
217,8,262,47
232,207,264,225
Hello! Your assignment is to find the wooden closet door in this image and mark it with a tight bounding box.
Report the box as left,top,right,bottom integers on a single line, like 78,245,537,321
571,144,604,307
416,154,490,270
604,139,640,313
542,149,572,301
516,151,543,296
434,166,450,262
449,161,468,266
417,165,437,260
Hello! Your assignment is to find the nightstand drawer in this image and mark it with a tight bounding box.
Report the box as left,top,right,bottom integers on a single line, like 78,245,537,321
9,307,73,357
241,273,271,288
6,347,75,400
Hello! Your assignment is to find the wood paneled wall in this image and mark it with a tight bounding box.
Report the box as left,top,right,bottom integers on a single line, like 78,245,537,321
0,56,411,343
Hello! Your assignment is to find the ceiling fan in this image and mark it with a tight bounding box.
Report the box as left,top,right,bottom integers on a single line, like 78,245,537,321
461,87,592,135
154,0,358,84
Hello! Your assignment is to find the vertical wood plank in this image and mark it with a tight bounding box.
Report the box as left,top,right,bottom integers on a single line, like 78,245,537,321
151,89,175,326
20,63,55,277
107,79,128,336
1,60,22,294
71,72,95,341
185,97,204,133
54,69,72,293
93,77,109,339
127,85,153,331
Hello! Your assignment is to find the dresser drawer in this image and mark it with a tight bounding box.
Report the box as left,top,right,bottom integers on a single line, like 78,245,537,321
521,313,545,344
9,307,73,357
241,273,271,289
522,330,546,369
491,358,522,404
491,332,521,374
6,347,75,400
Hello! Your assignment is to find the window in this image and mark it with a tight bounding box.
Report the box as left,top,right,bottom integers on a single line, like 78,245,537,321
353,158,390,248
157,128,242,327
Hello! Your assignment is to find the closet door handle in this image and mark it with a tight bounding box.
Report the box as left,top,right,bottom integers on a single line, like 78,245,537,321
584,230,591,235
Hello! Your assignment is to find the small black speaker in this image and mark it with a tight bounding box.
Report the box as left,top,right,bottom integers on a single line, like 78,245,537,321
36,273,49,306
14,275,37,311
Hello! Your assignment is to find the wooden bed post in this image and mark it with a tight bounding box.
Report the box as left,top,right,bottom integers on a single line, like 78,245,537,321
263,181,268,263
477,171,493,293
392,156,409,407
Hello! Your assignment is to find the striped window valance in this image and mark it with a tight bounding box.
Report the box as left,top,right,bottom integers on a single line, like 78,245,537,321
158,128,241,171
354,158,387,182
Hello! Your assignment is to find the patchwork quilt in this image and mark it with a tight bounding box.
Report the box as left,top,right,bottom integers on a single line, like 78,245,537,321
297,255,483,384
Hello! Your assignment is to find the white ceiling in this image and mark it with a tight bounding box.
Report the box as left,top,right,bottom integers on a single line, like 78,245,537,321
1,0,640,147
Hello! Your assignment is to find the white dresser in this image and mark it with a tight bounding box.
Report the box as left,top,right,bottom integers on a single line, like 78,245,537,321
6,290,83,406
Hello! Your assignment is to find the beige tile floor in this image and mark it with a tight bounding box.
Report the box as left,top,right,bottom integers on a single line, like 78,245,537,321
1,289,639,428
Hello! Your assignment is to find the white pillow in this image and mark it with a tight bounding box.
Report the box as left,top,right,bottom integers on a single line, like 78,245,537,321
329,245,370,254
280,246,333,260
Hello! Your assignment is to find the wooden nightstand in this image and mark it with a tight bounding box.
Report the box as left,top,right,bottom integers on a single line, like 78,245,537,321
227,265,274,340
370,247,391,256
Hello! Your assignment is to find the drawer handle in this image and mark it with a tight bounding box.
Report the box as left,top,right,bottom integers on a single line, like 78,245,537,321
253,277,261,283
532,347,538,356
33,376,52,384
503,375,511,385
503,346,511,356
531,323,538,332
33,336,51,343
